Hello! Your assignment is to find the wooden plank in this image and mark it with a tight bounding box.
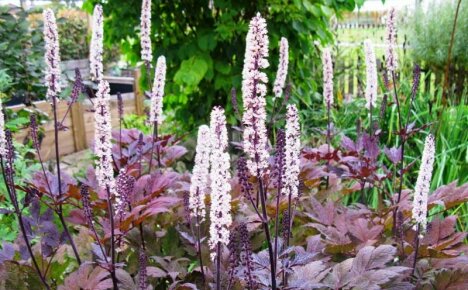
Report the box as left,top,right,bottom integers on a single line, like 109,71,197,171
70,102,87,151
133,68,145,116
9,92,137,161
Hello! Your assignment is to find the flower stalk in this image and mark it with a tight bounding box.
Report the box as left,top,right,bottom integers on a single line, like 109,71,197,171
189,125,211,285
43,8,82,265
208,107,231,290
148,56,166,173
1,130,51,290
322,47,333,189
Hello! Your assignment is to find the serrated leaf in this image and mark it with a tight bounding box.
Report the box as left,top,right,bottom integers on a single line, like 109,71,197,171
352,245,396,273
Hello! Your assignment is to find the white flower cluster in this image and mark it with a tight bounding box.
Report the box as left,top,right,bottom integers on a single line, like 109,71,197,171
322,47,333,107
90,5,104,81
189,125,211,221
412,134,435,232
284,104,301,199
385,7,398,73
242,13,270,177
43,9,61,101
364,40,378,109
273,37,289,99
0,99,6,157
208,107,231,259
94,81,116,194
140,0,152,62
149,56,166,125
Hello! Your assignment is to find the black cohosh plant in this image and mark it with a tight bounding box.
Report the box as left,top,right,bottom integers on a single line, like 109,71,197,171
0,5,467,290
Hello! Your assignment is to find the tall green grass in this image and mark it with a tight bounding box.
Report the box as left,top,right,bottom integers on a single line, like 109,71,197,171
324,72,467,231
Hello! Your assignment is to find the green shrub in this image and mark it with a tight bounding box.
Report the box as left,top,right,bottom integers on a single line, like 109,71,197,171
57,10,90,61
83,0,362,131
0,6,45,101
404,1,468,70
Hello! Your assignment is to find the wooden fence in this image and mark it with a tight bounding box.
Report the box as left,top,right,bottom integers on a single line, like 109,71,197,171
10,71,145,161
334,52,466,101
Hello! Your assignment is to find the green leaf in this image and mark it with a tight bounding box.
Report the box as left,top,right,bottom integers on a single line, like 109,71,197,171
197,32,217,52
214,60,231,75
174,54,211,87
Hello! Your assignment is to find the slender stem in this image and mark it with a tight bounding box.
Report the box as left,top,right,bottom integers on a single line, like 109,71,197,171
286,193,292,248
282,192,293,288
134,141,147,252
119,118,122,163
51,97,82,265
106,185,119,290
390,71,404,234
412,224,421,276
58,100,74,126
247,193,264,222
35,143,53,196
145,61,152,91
273,177,282,265
257,175,277,290
360,181,366,204
195,214,206,288
88,219,108,264
18,211,51,290
43,247,58,278
0,158,51,290
325,104,331,189
148,121,161,174
216,242,221,290
267,97,279,139
441,0,462,105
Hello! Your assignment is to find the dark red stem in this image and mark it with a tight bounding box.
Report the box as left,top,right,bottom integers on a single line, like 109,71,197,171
51,97,82,265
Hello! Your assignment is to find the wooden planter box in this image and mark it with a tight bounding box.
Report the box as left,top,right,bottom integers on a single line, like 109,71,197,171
9,70,145,161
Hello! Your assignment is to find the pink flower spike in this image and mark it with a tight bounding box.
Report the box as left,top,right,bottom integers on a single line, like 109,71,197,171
284,104,301,199
94,80,116,195
412,134,435,233
273,37,289,99
90,5,104,81
242,13,270,177
140,0,152,62
208,107,232,260
385,7,398,73
189,125,211,221
43,9,61,102
322,47,333,107
149,56,167,125
364,40,378,109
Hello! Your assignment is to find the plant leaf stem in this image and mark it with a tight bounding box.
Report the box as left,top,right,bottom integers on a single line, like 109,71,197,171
391,71,404,235
216,242,221,290
0,157,51,290
325,103,331,189
51,94,82,265
106,185,119,290
195,212,206,288
257,172,277,290
412,223,421,276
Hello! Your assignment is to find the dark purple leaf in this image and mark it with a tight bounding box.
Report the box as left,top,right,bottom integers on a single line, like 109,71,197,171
341,136,357,152
0,243,15,263
384,146,402,164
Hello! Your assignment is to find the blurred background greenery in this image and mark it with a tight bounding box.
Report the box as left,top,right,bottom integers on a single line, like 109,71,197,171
81,0,364,132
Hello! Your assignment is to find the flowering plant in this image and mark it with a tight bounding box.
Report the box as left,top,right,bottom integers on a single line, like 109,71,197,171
0,6,466,290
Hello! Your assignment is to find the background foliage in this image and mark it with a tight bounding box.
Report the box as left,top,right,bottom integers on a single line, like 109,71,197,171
404,0,467,70
82,0,363,131
0,6,45,102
